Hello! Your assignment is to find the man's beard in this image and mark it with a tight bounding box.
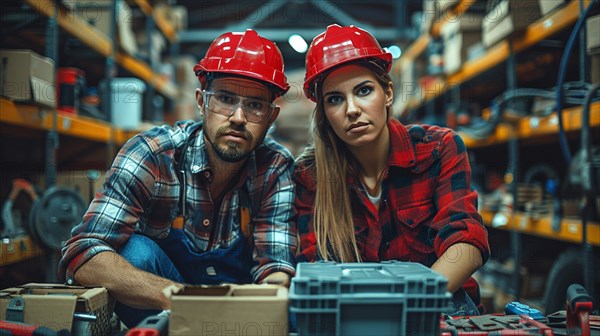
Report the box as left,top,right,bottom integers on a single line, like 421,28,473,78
207,125,256,163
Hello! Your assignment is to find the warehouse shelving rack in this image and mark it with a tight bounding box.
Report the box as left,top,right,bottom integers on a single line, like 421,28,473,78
0,0,180,277
392,0,599,314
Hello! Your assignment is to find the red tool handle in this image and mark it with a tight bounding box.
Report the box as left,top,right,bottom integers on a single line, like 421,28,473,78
566,284,594,336
0,320,58,336
126,329,161,336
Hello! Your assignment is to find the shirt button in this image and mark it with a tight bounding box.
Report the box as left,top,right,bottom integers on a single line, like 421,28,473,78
67,278,73,285
204,172,211,178
202,218,210,227
192,165,200,171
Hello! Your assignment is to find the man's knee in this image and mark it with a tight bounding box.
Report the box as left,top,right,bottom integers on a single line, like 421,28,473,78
118,234,184,283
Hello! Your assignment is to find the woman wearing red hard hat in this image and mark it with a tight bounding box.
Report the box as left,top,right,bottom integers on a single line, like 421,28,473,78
60,29,297,328
294,24,490,315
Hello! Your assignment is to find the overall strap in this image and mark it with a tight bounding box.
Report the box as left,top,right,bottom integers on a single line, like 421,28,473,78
172,123,202,229
238,185,254,246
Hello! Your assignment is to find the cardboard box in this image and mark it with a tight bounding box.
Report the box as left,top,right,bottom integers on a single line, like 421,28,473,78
0,49,55,108
65,0,111,37
420,1,440,34
68,0,138,56
169,6,188,31
441,15,484,74
0,283,114,335
482,0,542,47
539,0,566,16
166,284,288,336
437,0,460,12
587,15,600,55
591,55,600,84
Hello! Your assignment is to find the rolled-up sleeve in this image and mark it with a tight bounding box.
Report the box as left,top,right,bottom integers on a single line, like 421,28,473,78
431,131,490,263
251,155,297,282
59,136,158,283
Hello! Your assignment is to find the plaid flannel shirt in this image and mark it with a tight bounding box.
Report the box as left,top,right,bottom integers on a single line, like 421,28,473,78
294,119,490,266
60,121,297,284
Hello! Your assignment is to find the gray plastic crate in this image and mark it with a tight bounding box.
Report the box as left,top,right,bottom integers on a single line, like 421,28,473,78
290,261,451,336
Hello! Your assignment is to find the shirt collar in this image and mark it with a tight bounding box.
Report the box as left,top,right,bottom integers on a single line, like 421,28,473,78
188,128,211,174
387,119,416,168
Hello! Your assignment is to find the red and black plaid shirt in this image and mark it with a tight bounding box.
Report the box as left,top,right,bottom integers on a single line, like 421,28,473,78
294,119,490,266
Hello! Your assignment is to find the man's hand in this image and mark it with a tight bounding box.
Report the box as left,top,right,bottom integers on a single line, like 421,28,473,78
260,271,291,287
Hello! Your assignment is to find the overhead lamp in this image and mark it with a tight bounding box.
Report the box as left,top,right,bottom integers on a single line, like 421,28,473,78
288,34,308,53
385,45,402,59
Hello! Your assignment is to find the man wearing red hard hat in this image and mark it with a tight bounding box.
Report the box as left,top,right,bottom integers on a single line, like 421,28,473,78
59,29,297,327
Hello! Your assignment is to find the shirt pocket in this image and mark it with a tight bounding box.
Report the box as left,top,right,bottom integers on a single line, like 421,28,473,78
394,204,432,229
411,142,440,174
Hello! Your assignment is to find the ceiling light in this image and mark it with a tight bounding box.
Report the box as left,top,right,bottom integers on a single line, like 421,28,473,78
288,34,308,53
385,45,402,59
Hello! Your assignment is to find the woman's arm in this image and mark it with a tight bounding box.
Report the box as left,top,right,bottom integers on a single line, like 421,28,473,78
430,130,490,292
431,243,483,292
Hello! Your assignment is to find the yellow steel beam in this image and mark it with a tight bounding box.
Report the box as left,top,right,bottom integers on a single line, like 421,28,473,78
0,98,136,144
481,210,600,247
462,102,600,148
23,0,112,56
132,0,178,42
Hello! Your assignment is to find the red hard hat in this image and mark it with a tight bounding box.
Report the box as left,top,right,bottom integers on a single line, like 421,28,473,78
304,24,392,102
194,29,290,96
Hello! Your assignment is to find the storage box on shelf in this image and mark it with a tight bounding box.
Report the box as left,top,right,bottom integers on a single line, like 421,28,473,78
538,0,567,16
588,14,600,83
482,0,542,48
440,14,484,75
68,0,138,56
0,50,55,109
290,261,451,336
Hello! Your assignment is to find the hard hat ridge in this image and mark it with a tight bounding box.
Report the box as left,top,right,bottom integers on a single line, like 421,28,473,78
194,29,290,97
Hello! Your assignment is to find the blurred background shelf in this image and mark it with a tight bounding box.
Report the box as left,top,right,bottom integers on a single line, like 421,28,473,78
23,0,177,99
481,210,600,247
461,102,600,148
0,98,136,146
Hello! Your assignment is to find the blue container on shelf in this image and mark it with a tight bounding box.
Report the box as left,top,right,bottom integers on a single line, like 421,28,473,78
110,78,146,130
290,261,451,336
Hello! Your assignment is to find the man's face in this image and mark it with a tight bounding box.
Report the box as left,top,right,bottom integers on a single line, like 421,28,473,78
196,77,279,163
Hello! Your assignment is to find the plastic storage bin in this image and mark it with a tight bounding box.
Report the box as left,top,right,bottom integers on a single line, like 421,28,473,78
290,261,451,336
110,78,145,130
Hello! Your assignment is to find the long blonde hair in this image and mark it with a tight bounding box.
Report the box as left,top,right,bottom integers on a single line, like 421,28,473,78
299,59,393,262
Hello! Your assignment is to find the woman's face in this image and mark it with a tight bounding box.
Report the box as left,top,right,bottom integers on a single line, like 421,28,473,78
321,64,393,148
